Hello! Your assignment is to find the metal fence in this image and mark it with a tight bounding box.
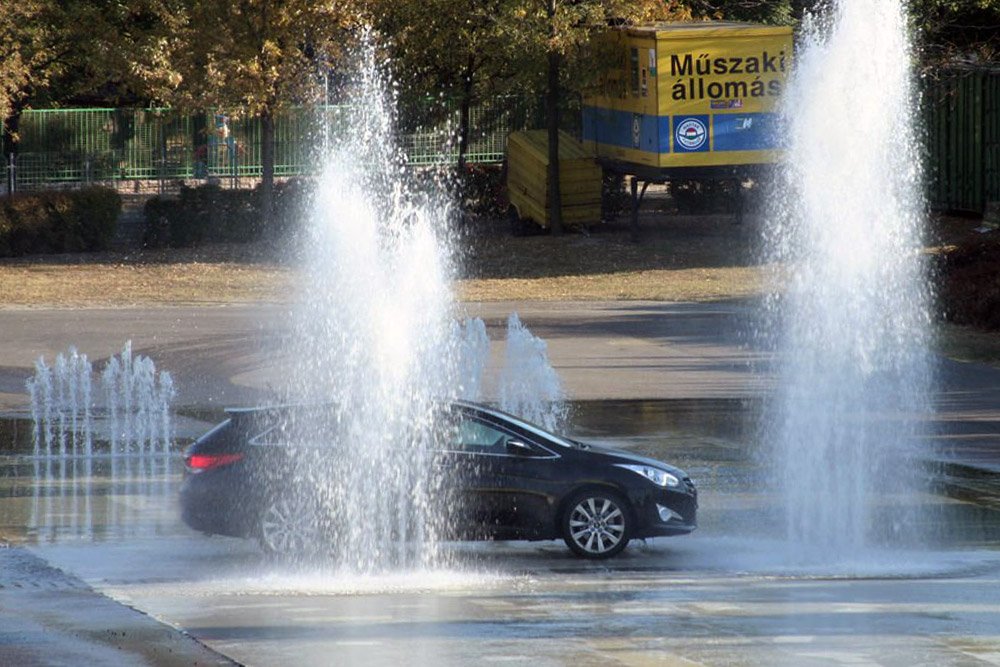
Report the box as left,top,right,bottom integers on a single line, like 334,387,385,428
8,78,996,213
2,96,542,193
924,68,1000,214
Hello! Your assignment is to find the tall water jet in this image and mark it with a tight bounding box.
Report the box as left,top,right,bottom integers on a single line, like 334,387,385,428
762,0,932,563
289,37,463,572
289,37,574,573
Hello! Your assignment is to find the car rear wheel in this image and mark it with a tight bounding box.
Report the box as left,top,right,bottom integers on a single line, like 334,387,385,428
258,494,320,556
562,490,631,559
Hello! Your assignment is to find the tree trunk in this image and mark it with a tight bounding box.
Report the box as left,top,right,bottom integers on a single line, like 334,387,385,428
2,105,23,157
260,109,275,229
545,0,563,236
457,57,475,172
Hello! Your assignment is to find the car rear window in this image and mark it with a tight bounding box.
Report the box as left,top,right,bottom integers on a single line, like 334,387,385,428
247,409,341,448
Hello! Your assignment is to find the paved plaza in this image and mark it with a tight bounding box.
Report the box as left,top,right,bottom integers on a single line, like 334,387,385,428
1,301,999,665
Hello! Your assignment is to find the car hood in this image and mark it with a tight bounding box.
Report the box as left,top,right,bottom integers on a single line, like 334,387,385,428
578,442,688,479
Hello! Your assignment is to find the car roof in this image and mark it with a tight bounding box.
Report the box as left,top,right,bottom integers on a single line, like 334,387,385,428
227,399,489,415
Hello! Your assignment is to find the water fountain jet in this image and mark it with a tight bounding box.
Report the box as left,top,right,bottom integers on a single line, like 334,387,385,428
761,0,932,565
25,342,177,542
287,40,568,573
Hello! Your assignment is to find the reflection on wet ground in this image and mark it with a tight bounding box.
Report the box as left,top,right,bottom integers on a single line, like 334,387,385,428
2,399,1000,665
0,456,180,544
0,413,183,544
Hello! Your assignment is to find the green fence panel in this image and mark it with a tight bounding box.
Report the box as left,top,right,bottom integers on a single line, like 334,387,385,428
987,74,1000,208
5,96,542,192
12,85,998,212
5,97,541,192
924,68,1000,213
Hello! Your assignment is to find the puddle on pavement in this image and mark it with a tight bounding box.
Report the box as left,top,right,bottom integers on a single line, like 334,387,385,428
0,412,190,545
0,417,34,455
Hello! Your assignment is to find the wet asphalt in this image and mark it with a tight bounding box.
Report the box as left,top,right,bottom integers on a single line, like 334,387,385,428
0,301,999,665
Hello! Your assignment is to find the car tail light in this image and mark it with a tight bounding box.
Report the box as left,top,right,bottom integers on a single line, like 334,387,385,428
186,452,244,472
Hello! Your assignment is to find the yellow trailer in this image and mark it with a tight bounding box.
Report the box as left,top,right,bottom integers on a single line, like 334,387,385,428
578,21,793,239
583,22,793,173
506,130,602,232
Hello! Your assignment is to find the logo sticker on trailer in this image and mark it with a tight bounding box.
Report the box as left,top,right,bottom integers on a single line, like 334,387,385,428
674,116,709,152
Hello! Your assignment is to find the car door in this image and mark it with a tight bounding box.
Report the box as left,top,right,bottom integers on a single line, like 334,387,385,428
478,418,564,539
433,414,513,539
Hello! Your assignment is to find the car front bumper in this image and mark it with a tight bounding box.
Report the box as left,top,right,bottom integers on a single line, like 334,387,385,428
631,485,698,538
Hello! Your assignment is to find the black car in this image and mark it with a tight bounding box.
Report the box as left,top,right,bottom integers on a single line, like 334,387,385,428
180,401,697,559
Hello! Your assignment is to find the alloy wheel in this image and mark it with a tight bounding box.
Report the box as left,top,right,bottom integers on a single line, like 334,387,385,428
563,492,630,558
259,494,320,555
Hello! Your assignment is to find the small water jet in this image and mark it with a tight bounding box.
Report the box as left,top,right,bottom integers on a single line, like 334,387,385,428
27,347,93,458
101,341,175,457
24,342,177,542
454,317,491,401
27,341,175,457
497,313,567,432
762,0,932,564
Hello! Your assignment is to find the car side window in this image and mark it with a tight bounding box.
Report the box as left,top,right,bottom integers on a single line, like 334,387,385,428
449,417,507,451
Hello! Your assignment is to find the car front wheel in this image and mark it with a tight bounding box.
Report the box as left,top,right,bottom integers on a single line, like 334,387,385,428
562,490,631,559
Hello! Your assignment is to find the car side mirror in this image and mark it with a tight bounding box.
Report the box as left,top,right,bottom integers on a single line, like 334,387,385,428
506,439,534,456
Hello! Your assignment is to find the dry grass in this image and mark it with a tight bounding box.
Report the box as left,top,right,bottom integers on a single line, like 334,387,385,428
458,267,765,301
0,260,762,307
0,209,995,330
0,211,769,307
2,208,998,366
455,212,766,301
0,262,291,307
0,251,293,308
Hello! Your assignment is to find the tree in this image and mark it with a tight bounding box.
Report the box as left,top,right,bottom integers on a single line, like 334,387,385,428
375,0,539,171
1,0,186,153
689,0,793,25
910,0,1000,67
526,0,694,235
0,3,38,146
151,0,359,225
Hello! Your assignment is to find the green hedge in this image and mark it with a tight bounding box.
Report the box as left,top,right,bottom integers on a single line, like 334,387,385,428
144,184,255,247
0,187,121,257
144,180,311,248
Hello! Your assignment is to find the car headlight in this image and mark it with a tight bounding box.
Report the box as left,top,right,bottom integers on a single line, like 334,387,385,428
615,464,679,488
